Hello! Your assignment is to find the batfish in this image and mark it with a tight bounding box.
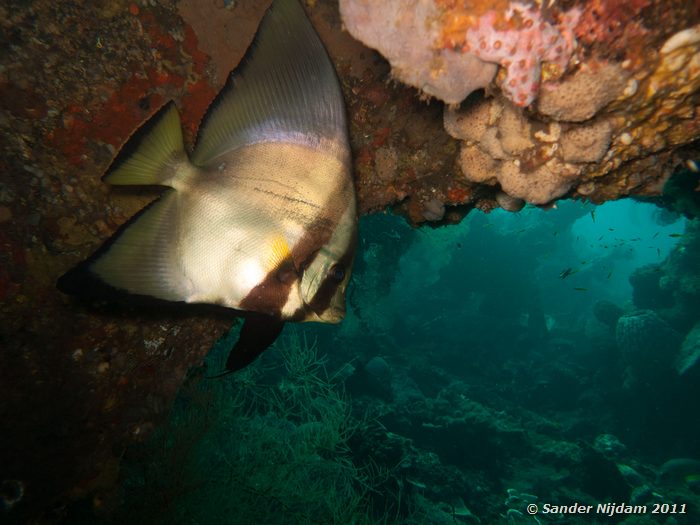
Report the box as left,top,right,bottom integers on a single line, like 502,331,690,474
58,0,357,373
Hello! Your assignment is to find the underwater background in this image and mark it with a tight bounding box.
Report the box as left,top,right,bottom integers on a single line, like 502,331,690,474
107,199,699,524
4,1,700,523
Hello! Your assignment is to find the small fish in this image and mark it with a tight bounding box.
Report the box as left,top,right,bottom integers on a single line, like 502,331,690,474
606,271,613,279
652,232,659,239
573,287,588,292
58,0,356,373
669,233,683,238
406,478,427,489
559,268,575,279
590,209,596,223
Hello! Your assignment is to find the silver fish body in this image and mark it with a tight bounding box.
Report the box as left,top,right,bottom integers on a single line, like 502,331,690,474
60,0,356,370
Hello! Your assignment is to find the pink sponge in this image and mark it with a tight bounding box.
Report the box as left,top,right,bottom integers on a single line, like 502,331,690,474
465,2,580,107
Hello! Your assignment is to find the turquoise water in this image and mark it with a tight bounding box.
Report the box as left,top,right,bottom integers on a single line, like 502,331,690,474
117,201,699,524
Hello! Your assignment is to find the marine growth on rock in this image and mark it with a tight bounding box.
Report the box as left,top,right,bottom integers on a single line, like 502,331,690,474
462,2,580,106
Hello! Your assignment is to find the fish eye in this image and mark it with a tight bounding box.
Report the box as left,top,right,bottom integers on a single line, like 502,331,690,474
329,264,345,282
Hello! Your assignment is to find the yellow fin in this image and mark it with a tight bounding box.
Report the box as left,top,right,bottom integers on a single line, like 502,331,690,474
265,234,292,271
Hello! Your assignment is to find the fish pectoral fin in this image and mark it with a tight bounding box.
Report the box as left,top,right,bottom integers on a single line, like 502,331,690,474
87,190,189,301
225,314,285,371
103,102,191,187
265,234,293,271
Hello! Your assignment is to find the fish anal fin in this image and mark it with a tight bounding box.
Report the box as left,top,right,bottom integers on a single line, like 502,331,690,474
88,190,189,301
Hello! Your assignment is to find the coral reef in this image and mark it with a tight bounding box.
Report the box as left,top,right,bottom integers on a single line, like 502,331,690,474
0,0,265,521
629,219,700,331
340,0,580,107
460,2,580,107
345,359,644,523
339,0,497,104
340,0,700,215
116,332,395,524
443,33,700,206
592,433,627,461
658,164,700,218
444,90,618,204
592,300,624,328
3,0,700,521
536,62,630,122
657,458,700,487
676,322,700,375
615,309,682,388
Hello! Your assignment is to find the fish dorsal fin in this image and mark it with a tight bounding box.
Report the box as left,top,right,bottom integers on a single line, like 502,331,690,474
191,0,347,166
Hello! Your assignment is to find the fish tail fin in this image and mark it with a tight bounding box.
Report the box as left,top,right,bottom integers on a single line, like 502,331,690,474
103,102,190,187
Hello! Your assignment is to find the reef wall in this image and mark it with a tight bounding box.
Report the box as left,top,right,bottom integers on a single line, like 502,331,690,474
1,0,700,521
1,0,264,520
341,0,700,221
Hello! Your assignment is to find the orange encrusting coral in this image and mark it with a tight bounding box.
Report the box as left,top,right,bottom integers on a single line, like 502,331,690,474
48,74,171,168
575,0,651,51
180,24,218,142
433,1,581,106
581,26,700,200
572,0,654,75
447,186,470,203
47,8,216,168
137,11,218,142
435,0,511,49
440,11,474,50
